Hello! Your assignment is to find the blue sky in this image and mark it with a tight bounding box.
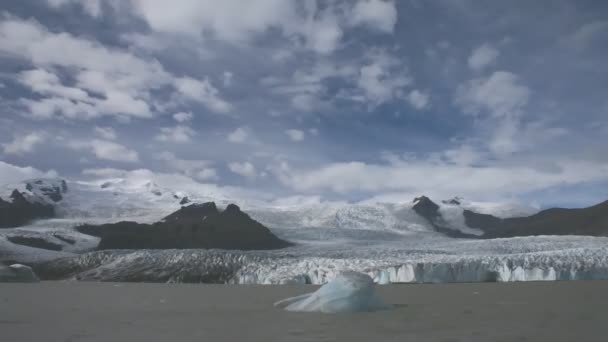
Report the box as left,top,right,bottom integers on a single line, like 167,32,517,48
0,0,607,207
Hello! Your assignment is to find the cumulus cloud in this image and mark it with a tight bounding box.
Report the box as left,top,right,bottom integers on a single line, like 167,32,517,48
0,17,229,120
126,0,396,54
406,90,429,110
45,0,105,17
222,71,233,87
455,71,530,155
172,111,193,123
357,50,411,105
455,71,529,119
228,161,257,179
69,139,139,162
155,126,195,143
174,77,231,113
94,126,117,140
285,129,305,142
157,151,217,181
0,161,57,185
350,0,398,33
227,127,249,143
468,44,500,71
2,132,45,155
275,156,608,200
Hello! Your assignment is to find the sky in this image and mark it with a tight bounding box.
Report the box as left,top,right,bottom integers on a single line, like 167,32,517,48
0,0,607,207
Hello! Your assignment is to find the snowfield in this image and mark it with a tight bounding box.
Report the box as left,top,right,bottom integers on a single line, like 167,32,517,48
2,177,608,284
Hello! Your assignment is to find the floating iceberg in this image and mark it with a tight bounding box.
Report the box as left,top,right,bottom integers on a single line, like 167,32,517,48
274,271,388,313
0,264,39,283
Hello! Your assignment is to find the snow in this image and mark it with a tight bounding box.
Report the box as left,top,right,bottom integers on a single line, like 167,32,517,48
275,271,388,313
1,175,607,285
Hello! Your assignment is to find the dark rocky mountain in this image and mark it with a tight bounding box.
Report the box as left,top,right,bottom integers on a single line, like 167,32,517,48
77,202,293,250
25,179,68,202
413,196,608,238
412,196,475,238
0,190,55,228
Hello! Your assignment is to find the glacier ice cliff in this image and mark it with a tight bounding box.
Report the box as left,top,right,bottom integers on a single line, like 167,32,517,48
34,237,608,284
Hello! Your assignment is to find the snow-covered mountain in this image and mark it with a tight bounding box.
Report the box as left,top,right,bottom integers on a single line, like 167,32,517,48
2,176,608,284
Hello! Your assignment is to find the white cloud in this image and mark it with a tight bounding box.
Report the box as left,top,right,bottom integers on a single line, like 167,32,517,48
127,0,396,55
0,17,231,120
227,127,249,143
0,18,166,119
0,161,57,185
18,69,88,101
455,71,530,155
155,126,195,143
2,132,45,155
285,129,305,142
172,111,193,122
407,90,429,110
357,50,411,105
291,94,317,112
69,139,139,162
468,44,500,71
304,12,343,54
350,0,398,33
564,20,608,49
228,161,257,179
46,0,104,17
94,126,117,140
222,71,233,87
276,156,608,200
455,71,529,119
157,151,217,181
174,77,231,113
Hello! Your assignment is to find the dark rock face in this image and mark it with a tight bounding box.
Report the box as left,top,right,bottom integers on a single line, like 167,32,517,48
412,196,476,238
179,196,190,205
25,179,68,202
442,197,462,205
414,195,608,238
413,196,440,221
76,202,293,250
0,190,55,228
475,201,608,238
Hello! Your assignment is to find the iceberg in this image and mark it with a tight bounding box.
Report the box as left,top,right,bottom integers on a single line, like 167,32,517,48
274,271,388,313
0,264,39,283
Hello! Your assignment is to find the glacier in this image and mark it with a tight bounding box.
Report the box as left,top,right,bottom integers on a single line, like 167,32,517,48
34,236,608,284
3,176,608,285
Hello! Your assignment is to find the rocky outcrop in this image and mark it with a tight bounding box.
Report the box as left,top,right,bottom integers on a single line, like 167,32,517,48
414,196,608,238
25,179,68,202
0,190,55,228
76,202,293,250
477,200,608,238
412,196,477,238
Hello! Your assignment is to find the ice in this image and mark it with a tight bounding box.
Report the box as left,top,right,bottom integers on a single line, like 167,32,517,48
274,271,388,313
3,176,608,285
0,264,39,282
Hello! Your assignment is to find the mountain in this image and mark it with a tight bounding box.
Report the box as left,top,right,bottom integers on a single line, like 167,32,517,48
76,202,293,250
0,190,55,228
0,179,70,228
413,196,608,238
